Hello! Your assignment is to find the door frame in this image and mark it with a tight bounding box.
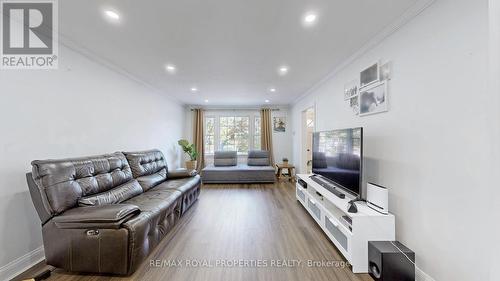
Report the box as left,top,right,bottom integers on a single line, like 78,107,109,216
488,1,500,278
300,105,316,173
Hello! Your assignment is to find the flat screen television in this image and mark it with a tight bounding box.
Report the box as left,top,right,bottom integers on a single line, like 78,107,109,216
312,127,363,197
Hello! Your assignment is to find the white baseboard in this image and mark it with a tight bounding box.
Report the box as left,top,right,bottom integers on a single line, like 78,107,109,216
0,247,45,281
416,267,436,281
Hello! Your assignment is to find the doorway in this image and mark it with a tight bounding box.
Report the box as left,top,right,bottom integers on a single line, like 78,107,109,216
301,107,315,173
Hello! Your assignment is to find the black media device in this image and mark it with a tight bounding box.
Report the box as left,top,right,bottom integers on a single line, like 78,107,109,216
298,178,307,189
341,215,353,231
315,191,324,200
368,241,415,281
312,127,363,198
341,215,352,225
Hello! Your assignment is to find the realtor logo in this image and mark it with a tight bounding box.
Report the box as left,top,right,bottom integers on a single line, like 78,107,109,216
1,0,58,69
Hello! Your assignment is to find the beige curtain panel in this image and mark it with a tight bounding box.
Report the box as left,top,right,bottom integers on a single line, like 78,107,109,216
260,108,275,166
193,108,205,172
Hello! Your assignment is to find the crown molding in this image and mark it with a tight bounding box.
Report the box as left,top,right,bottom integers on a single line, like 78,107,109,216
56,33,184,105
187,104,288,111
292,0,437,105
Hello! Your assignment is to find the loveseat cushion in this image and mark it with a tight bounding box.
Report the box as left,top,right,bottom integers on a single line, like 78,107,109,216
247,150,270,166
168,169,198,179
123,187,182,214
78,179,143,206
53,204,140,229
123,150,168,191
31,152,133,215
154,175,201,194
202,164,275,183
122,187,183,272
214,151,237,166
154,175,201,215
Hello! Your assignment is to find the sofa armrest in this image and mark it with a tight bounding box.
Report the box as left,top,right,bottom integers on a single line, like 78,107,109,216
168,169,198,179
53,204,140,229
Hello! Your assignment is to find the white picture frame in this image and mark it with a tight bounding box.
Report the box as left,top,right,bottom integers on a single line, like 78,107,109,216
273,117,286,132
359,81,388,116
360,61,380,89
380,61,392,81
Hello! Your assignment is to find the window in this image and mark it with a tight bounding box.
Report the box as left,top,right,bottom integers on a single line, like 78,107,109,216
205,117,215,154
220,116,249,153
254,117,261,150
204,113,260,155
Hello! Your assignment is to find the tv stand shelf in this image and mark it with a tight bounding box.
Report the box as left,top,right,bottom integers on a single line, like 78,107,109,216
296,174,395,273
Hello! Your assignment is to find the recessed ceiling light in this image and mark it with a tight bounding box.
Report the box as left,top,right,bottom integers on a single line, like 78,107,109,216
191,87,198,93
165,64,176,73
265,99,270,103
278,66,289,75
304,13,317,24
104,10,120,21
204,99,209,103
269,88,277,93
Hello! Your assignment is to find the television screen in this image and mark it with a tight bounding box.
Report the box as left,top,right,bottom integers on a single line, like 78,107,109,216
312,127,363,197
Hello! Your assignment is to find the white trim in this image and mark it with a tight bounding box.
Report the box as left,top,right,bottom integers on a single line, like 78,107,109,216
56,34,183,106
488,1,500,279
0,247,45,281
292,0,437,105
416,267,437,281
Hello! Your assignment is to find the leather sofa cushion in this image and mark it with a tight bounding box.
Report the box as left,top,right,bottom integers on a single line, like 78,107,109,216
214,151,237,166
31,152,133,215
78,179,143,206
247,150,270,166
168,169,198,179
123,150,167,178
135,168,167,191
154,175,201,194
124,187,182,214
53,204,140,229
124,150,167,191
122,190,181,272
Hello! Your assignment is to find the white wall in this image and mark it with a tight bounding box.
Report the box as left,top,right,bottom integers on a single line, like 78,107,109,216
0,45,185,278
271,107,293,163
291,0,494,280
488,0,500,279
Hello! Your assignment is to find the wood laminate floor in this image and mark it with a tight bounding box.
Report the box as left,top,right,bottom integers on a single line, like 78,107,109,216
16,182,373,281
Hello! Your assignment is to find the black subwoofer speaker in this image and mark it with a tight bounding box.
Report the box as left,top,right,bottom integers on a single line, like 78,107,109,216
368,241,415,281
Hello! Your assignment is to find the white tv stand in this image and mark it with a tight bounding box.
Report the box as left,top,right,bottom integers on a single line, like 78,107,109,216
296,174,395,273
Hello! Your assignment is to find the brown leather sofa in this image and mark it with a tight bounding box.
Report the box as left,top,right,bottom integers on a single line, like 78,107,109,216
26,149,201,275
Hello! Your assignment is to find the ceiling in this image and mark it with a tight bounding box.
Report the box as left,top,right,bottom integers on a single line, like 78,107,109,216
58,0,418,106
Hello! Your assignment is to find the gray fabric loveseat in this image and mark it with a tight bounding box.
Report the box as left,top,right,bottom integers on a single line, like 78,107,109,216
202,150,275,183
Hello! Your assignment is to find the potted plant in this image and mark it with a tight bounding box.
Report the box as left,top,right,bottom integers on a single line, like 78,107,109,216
178,139,198,170
282,157,289,166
